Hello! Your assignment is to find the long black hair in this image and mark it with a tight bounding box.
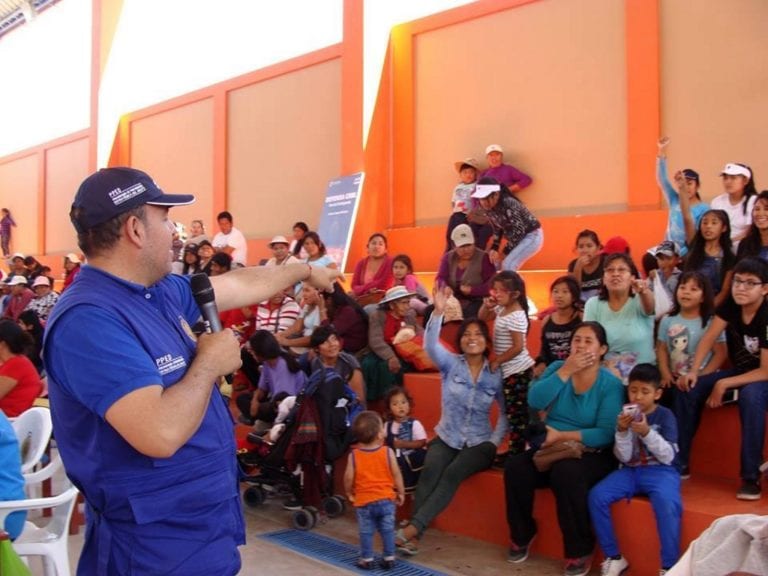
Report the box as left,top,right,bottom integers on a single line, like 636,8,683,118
0,318,35,357
736,190,768,261
248,329,302,373
683,209,735,284
490,270,529,332
734,163,758,216
666,271,715,328
324,282,367,321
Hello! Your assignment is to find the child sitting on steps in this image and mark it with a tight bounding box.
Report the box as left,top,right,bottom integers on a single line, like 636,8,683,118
588,363,682,575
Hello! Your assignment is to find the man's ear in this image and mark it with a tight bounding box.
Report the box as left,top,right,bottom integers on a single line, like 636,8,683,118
124,214,145,248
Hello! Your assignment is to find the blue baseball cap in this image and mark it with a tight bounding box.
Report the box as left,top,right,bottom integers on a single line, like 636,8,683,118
682,168,699,183
71,167,195,233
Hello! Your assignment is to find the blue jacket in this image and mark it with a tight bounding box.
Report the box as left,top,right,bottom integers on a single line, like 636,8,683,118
44,266,244,575
424,314,507,449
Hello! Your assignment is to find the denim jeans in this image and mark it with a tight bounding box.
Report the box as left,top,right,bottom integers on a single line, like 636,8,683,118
356,499,396,560
589,465,682,569
674,368,768,480
501,227,543,271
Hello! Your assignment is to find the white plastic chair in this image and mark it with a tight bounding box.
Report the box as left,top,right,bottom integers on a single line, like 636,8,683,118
11,407,53,475
0,483,79,576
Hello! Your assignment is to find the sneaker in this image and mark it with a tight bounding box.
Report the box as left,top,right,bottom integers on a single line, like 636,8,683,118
564,555,592,576
379,558,395,570
736,480,761,501
679,465,691,480
659,570,668,575
355,558,374,570
600,555,629,576
282,498,303,510
507,534,536,563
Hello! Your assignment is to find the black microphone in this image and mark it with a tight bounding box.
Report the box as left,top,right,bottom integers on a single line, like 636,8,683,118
190,273,234,387
190,273,223,333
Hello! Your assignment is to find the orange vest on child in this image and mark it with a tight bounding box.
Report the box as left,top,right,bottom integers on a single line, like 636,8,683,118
352,445,396,507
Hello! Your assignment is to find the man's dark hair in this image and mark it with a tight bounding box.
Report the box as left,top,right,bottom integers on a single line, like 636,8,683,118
217,211,233,223
73,205,146,257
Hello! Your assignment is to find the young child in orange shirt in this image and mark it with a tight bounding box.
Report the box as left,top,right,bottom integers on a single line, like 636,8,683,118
344,411,406,570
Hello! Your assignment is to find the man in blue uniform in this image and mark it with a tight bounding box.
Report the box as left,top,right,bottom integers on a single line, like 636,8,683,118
44,167,338,575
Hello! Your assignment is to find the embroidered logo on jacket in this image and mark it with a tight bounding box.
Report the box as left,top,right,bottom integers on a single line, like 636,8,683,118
155,353,187,375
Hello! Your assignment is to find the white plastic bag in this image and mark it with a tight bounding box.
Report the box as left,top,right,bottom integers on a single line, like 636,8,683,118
652,273,673,320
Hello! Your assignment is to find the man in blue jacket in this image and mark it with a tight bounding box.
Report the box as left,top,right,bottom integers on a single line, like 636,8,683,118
44,167,338,575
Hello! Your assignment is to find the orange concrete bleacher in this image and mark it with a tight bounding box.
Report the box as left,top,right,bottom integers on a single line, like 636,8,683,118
404,369,768,574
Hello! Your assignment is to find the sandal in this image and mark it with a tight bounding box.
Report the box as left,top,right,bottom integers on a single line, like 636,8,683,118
395,528,419,556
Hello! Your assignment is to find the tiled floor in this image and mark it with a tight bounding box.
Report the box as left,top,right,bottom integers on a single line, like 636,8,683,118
62,491,566,575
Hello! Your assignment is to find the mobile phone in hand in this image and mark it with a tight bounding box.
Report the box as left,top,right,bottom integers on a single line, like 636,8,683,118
622,403,643,422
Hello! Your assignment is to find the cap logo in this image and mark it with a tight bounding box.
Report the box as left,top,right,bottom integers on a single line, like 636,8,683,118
109,182,147,206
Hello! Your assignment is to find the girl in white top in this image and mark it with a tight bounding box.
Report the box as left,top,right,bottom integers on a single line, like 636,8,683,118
479,271,535,454
710,163,757,247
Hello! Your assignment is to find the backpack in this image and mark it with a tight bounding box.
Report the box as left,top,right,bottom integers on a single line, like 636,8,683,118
306,366,359,461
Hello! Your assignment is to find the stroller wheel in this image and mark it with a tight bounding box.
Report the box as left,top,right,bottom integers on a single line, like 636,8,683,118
243,486,267,508
292,508,316,531
322,495,346,518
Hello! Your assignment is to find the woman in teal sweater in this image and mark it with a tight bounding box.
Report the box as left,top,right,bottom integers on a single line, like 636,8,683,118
503,321,624,576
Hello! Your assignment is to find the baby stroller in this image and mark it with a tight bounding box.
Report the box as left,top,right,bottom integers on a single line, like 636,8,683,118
238,366,359,530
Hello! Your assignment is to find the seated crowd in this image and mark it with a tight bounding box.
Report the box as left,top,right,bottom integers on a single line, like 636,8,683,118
2,139,767,576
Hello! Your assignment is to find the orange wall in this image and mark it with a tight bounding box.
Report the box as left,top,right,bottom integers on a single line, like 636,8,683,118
414,0,628,224
130,98,215,231
659,0,768,199
227,58,342,239
0,154,39,257
45,137,90,254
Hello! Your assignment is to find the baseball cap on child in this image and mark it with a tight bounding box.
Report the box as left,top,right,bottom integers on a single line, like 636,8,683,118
682,169,699,183
71,167,195,233
450,224,475,247
485,144,503,155
653,241,679,258
720,163,751,179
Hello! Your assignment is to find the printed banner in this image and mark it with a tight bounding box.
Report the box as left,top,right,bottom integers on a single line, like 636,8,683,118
317,172,365,271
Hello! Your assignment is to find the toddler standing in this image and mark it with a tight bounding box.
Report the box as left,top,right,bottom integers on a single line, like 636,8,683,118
344,411,405,570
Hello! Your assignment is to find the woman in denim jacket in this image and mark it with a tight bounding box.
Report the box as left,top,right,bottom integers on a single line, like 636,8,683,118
395,286,507,555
